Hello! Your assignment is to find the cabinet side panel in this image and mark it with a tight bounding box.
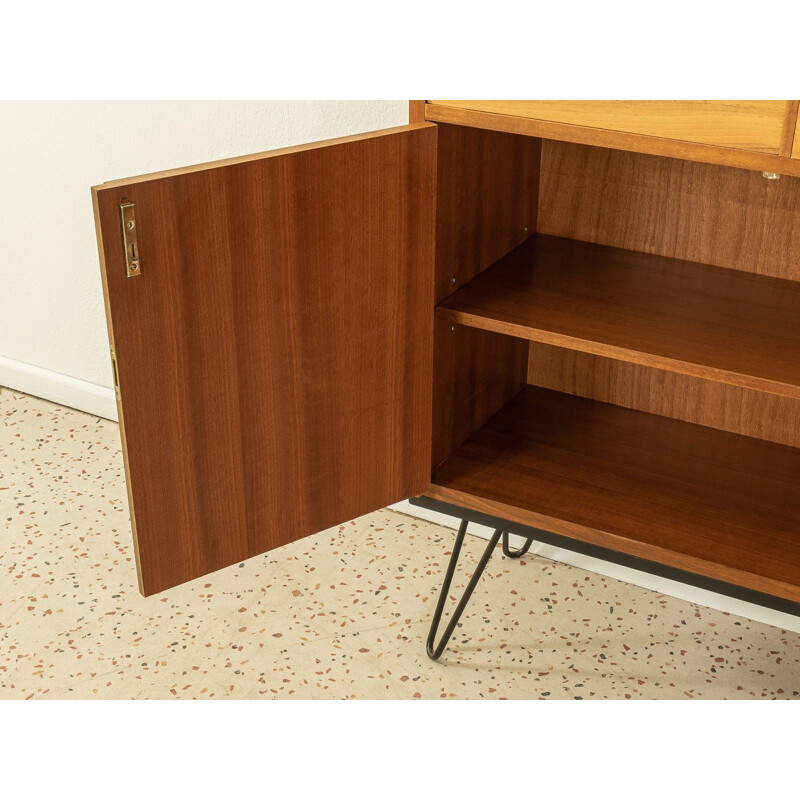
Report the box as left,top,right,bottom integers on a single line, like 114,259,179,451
433,320,528,470
779,101,799,157
527,343,800,448
409,100,426,124
435,124,541,303
538,139,800,281
431,124,539,468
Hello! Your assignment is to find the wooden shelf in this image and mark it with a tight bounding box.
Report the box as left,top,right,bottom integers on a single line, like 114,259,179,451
437,234,800,399
428,387,800,602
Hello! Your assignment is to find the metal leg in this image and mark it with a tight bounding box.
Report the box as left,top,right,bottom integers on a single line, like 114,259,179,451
426,520,502,661
502,531,533,559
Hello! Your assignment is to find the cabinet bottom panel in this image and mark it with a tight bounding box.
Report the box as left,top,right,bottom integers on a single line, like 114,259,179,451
425,386,800,603
410,495,800,617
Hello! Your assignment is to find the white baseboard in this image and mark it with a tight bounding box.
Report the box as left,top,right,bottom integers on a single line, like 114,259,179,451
390,500,800,634
0,354,118,421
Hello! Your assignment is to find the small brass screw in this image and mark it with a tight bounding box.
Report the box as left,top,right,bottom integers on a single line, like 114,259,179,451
126,221,135,229
450,276,456,285
449,325,455,333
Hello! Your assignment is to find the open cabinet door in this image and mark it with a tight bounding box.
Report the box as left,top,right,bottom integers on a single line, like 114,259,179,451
93,123,437,596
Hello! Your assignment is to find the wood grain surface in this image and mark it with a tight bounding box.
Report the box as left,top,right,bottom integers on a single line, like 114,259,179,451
527,342,800,448
93,124,437,595
433,123,540,303
429,123,539,470
429,386,800,602
779,101,800,157
408,100,426,123
437,234,800,399
424,103,800,178
538,140,800,281
432,319,528,470
429,101,788,151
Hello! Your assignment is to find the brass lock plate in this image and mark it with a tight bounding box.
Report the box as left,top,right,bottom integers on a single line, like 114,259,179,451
110,347,121,401
120,202,141,277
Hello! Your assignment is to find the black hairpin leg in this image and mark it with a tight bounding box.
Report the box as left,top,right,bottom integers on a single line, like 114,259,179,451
502,531,533,559
426,520,503,661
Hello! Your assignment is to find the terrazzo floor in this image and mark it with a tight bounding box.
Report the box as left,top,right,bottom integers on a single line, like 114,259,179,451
1,386,799,699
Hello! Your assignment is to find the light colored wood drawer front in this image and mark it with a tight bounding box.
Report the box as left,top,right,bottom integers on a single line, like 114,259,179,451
430,100,789,153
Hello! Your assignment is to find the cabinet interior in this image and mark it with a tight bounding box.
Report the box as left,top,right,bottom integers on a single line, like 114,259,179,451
428,124,800,602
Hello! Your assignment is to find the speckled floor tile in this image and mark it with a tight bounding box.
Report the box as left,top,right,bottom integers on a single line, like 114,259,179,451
1,386,799,699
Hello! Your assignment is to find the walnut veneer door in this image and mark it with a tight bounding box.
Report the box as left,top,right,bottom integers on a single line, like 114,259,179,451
93,123,437,596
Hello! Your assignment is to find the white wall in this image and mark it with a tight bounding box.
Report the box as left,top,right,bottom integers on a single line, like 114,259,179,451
0,101,408,418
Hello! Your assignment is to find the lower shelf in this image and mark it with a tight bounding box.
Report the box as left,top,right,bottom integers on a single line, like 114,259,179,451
428,386,800,602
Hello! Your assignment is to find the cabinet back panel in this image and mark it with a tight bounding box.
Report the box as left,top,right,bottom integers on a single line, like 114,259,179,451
527,343,800,448
537,140,800,281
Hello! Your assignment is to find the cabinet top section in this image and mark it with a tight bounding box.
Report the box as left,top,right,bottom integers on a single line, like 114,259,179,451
425,101,800,177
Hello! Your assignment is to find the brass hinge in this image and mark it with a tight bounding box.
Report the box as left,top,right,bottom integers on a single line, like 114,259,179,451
110,347,121,401
119,202,141,277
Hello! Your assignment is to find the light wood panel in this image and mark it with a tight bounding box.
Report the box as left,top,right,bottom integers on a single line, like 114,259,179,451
437,235,800,400
527,342,800,448
93,124,436,595
538,140,800,281
425,103,800,178
434,123,540,303
408,100,426,123
429,387,800,602
430,101,788,152
432,319,528,470
779,101,799,157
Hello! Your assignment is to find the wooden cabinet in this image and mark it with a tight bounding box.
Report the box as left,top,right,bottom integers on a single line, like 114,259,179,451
94,101,800,617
